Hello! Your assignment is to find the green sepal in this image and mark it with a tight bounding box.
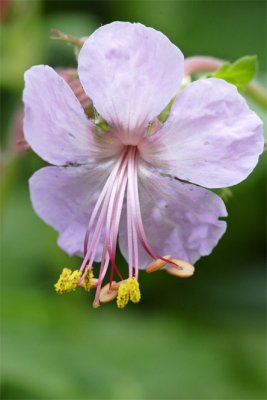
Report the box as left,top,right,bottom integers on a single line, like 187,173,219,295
213,187,233,202
208,55,257,91
94,108,110,133
95,119,110,133
157,96,176,123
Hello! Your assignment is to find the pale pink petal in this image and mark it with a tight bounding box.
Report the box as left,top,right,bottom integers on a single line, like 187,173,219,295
141,78,264,188
119,165,227,268
23,65,120,166
78,22,184,133
29,164,113,258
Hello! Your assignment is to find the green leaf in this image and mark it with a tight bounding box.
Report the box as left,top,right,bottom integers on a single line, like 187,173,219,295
210,55,257,91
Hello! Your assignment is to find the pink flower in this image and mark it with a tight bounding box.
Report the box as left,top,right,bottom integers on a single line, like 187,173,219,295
23,22,263,308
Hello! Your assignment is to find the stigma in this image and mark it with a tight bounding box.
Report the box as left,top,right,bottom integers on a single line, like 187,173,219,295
54,145,195,308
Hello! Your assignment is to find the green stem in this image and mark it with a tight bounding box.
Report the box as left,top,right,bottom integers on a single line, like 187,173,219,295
50,28,84,49
244,81,267,110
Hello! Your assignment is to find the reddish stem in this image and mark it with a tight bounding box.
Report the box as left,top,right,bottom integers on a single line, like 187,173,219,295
184,56,225,75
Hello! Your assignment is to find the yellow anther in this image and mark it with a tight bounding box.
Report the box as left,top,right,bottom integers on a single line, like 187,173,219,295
128,277,141,303
54,267,82,294
116,281,129,309
166,259,195,278
116,277,141,308
79,266,94,292
146,255,171,273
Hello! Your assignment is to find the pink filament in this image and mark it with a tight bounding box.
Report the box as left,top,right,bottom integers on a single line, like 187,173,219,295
83,148,127,256
80,145,171,300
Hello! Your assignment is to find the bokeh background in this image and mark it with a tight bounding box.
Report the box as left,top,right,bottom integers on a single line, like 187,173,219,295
1,1,266,399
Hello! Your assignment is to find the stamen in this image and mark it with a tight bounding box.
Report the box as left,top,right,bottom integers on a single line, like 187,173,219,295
99,282,118,304
128,277,141,303
126,183,134,278
166,259,195,278
81,148,128,297
93,248,110,308
56,146,194,309
116,277,141,308
105,152,129,280
83,149,127,257
127,148,158,261
110,280,126,290
127,148,185,272
132,204,139,280
78,266,94,291
54,267,82,294
146,255,171,273
117,281,130,309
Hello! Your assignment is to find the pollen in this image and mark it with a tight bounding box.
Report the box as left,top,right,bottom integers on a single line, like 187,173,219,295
128,277,141,303
79,266,94,291
116,277,141,308
117,281,129,308
54,267,82,294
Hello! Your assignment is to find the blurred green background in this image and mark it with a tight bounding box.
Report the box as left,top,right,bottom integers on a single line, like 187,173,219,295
0,1,266,399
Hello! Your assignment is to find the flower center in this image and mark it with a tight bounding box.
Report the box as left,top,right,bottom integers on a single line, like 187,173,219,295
55,145,194,308
79,145,144,307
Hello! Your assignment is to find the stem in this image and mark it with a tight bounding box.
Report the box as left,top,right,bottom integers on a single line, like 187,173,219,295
184,56,267,110
50,28,84,49
244,81,267,110
184,56,224,75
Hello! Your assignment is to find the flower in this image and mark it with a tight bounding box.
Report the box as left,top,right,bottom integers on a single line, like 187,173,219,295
23,22,263,308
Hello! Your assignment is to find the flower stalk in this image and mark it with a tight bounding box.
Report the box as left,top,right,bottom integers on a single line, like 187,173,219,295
50,28,85,49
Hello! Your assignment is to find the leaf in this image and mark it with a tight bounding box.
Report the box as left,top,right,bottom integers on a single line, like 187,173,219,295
209,55,257,91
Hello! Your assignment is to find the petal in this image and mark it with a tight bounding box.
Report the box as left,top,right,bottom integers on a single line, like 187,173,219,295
23,65,102,166
119,166,227,268
141,78,264,188
29,164,112,258
78,22,184,132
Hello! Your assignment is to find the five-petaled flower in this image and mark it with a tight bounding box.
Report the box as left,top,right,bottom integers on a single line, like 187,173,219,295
23,22,263,308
